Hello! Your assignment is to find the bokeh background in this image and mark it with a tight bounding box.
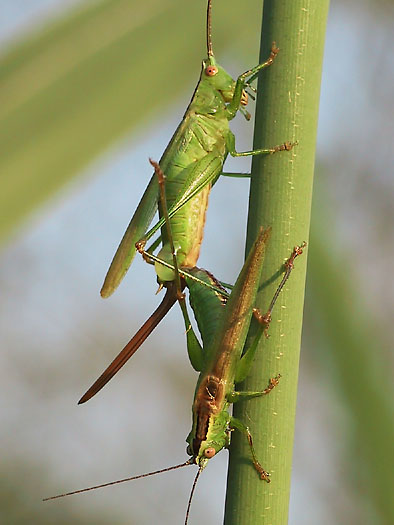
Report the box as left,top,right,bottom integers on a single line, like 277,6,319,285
1,0,393,523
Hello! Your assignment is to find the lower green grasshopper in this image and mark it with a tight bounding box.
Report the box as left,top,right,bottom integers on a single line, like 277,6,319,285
45,228,305,523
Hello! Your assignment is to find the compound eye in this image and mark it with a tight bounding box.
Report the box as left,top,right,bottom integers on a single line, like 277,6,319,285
205,65,218,77
204,447,216,458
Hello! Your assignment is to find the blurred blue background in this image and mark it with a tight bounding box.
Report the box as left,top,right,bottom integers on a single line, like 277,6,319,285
0,0,393,523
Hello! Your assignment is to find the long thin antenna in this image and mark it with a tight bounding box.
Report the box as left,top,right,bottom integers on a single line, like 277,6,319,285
43,460,193,502
185,467,202,525
206,0,213,56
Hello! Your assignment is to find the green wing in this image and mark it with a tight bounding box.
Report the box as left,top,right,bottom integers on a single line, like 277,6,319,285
100,110,197,298
100,174,159,298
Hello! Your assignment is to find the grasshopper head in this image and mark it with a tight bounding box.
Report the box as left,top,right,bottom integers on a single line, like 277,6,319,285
187,441,220,470
186,417,229,469
202,57,248,106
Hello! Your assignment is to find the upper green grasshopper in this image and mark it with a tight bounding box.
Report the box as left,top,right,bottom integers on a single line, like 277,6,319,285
100,0,291,299
46,229,305,523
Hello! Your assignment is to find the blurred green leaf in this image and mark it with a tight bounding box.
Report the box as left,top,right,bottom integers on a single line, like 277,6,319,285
0,463,124,524
0,0,263,244
305,188,394,524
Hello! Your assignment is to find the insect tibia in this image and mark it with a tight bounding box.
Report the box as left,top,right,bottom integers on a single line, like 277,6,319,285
255,241,307,337
247,433,271,482
230,417,271,482
240,42,280,86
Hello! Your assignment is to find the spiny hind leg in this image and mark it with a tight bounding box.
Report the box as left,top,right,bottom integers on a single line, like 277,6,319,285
145,160,205,372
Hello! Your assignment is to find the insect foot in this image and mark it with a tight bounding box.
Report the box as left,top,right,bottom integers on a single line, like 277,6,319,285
263,374,281,395
135,240,146,253
271,141,297,153
253,307,272,337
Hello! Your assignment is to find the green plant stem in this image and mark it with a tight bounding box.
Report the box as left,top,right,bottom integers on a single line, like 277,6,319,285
224,1,329,523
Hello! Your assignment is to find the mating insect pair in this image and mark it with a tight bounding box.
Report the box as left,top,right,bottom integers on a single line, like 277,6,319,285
45,1,303,522
78,0,294,404
45,225,305,525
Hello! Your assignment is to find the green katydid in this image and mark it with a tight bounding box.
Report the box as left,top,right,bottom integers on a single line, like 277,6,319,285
100,0,292,296
79,0,294,404
45,229,306,523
